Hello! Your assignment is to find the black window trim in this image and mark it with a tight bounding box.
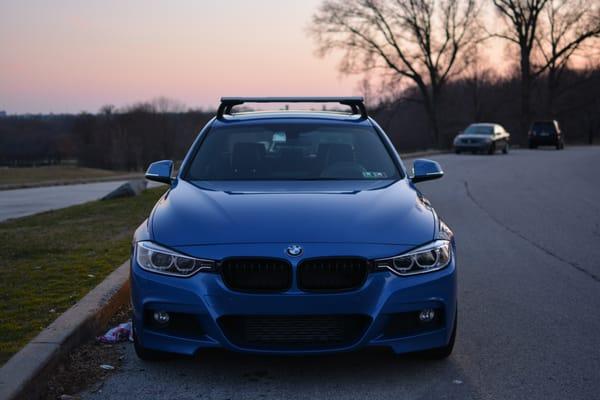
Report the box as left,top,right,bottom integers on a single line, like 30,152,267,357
180,118,406,182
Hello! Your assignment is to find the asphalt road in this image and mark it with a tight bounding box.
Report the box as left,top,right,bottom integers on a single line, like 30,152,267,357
83,146,600,400
0,180,161,222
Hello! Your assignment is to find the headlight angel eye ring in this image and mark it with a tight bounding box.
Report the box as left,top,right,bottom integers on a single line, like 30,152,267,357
375,240,452,276
136,241,215,277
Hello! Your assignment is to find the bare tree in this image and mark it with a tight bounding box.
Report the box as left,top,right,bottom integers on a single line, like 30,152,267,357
535,0,600,114
492,0,548,141
464,58,499,121
492,0,600,140
310,0,481,146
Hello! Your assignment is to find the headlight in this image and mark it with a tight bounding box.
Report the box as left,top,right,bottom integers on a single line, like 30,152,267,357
375,240,452,276
136,241,215,277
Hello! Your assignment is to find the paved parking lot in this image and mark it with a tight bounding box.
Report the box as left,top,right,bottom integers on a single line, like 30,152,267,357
83,147,600,400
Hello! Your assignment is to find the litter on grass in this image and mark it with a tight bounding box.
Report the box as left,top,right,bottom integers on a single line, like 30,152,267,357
97,321,133,344
99,364,115,370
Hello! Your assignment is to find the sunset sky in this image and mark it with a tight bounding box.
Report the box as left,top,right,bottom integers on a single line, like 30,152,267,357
0,0,359,114
0,1,515,115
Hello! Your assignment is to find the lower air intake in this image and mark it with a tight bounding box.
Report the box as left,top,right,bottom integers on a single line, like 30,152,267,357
219,315,371,350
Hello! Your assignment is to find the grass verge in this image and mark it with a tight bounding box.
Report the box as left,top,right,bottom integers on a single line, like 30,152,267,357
0,187,166,365
0,165,134,187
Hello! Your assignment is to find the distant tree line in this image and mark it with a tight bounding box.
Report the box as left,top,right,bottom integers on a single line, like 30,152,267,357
0,114,77,166
311,0,600,146
0,99,212,169
372,66,600,151
1,66,599,169
72,99,212,170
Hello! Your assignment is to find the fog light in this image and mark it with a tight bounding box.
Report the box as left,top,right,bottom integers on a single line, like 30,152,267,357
419,309,436,322
153,311,170,324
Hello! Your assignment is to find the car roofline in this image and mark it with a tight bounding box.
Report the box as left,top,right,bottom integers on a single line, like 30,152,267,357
217,96,368,120
211,111,374,125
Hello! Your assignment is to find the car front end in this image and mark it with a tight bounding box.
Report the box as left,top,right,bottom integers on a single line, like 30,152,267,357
131,188,456,357
453,123,499,154
131,97,457,359
453,135,492,152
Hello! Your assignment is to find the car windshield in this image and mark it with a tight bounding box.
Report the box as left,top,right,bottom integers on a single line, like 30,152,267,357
531,122,556,133
464,125,494,135
184,121,401,180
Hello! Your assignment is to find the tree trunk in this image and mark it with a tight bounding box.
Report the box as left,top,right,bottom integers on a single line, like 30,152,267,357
520,48,532,146
547,68,558,117
423,98,441,148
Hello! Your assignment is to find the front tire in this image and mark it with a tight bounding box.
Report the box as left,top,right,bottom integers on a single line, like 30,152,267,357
420,312,457,360
487,143,496,155
133,321,171,361
502,143,509,154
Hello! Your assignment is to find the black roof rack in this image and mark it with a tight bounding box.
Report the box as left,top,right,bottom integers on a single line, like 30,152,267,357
216,97,368,120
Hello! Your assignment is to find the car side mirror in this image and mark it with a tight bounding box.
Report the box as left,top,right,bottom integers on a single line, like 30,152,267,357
145,160,174,184
411,159,444,183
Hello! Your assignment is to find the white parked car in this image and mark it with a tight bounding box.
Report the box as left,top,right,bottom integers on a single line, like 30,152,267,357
453,123,510,155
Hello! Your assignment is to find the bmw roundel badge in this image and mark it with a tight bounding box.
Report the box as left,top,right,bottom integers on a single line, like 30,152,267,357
286,244,303,257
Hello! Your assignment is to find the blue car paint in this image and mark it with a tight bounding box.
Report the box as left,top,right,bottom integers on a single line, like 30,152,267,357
149,179,435,247
131,112,456,356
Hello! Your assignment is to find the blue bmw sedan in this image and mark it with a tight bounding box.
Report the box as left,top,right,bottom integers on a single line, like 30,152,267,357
131,97,456,361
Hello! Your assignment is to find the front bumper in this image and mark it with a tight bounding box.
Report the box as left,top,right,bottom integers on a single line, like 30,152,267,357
131,247,457,356
454,142,490,152
529,135,558,145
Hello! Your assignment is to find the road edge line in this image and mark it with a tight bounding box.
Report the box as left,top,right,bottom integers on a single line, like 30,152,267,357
0,261,130,400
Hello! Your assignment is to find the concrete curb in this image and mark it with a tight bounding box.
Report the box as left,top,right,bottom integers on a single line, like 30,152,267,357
0,261,131,400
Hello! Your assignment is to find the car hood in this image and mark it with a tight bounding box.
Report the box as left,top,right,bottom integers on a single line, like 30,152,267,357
150,179,435,246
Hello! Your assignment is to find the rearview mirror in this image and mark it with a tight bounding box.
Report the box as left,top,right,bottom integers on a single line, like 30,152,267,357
145,160,174,184
411,159,444,183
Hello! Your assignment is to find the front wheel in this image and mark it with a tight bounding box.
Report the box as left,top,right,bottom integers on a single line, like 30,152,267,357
487,143,496,155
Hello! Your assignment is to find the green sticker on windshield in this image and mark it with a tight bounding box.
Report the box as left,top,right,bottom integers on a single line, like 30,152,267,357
363,171,386,178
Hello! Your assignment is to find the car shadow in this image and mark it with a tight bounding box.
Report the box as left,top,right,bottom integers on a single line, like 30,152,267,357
133,346,477,399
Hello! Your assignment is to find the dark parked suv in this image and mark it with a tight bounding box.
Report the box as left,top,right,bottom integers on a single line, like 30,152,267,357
528,120,564,150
